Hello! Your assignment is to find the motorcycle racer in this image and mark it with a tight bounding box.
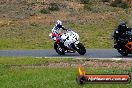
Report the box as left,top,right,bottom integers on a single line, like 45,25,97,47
113,22,131,48
112,22,132,56
51,20,67,43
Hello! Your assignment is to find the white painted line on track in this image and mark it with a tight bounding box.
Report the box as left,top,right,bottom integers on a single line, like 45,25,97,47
111,58,122,60
44,57,76,59
44,56,132,61
44,56,88,60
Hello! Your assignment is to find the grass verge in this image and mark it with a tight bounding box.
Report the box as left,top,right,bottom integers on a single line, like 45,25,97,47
0,57,132,88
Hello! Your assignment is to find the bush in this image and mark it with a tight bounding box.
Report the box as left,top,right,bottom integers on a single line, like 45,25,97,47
110,0,122,7
84,4,92,11
80,0,90,4
30,22,39,27
40,9,50,14
110,0,129,9
48,3,59,11
102,0,110,2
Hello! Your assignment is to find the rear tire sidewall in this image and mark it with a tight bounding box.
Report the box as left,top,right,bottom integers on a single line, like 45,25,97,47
54,42,65,55
76,43,86,55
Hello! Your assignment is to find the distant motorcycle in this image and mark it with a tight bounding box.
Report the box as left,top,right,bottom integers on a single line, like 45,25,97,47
49,29,86,55
113,31,132,56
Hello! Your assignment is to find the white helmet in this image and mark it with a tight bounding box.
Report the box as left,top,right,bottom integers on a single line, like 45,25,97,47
56,20,62,26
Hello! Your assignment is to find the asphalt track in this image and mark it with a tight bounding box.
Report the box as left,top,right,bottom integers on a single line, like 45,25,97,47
0,49,132,60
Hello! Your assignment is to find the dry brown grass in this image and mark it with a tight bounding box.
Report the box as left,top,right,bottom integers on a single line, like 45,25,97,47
0,0,131,49
0,0,131,24
15,59,132,69
26,10,128,25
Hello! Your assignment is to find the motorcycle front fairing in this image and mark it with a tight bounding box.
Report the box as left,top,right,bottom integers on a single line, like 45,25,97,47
61,30,80,48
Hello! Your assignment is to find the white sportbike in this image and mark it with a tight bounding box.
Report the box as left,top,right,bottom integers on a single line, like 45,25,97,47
49,29,86,55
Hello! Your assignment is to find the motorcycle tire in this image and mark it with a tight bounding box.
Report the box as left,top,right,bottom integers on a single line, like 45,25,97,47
118,49,128,56
76,43,86,55
54,42,65,55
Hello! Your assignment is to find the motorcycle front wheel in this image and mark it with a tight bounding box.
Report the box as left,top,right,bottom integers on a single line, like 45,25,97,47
118,48,128,56
76,43,86,55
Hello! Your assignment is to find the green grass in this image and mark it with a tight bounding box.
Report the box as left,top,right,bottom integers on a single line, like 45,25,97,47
0,18,130,49
0,65,132,88
0,19,121,49
0,57,132,88
0,23,54,49
0,56,75,65
0,67,132,88
0,12,131,49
